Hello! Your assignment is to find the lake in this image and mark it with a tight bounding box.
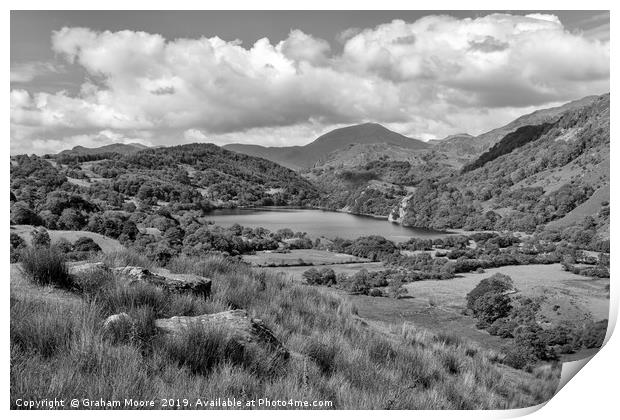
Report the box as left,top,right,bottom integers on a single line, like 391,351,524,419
205,208,447,242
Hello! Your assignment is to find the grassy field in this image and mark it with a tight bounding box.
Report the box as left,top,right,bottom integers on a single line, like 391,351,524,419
11,225,125,254
258,262,385,282
404,264,609,320
242,249,369,267
10,250,561,409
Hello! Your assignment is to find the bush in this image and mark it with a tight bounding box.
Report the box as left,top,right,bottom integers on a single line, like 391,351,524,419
73,237,102,253
30,228,51,248
19,246,73,289
580,320,608,348
10,233,26,263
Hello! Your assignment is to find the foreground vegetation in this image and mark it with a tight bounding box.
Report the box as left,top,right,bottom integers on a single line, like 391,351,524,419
11,245,560,409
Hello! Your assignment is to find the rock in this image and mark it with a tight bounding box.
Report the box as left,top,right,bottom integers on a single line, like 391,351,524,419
68,261,108,277
155,309,288,359
102,312,134,340
112,266,212,299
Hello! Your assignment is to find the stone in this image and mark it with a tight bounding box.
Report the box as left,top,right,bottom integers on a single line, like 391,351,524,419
112,266,212,299
155,309,288,359
68,261,108,277
102,312,134,340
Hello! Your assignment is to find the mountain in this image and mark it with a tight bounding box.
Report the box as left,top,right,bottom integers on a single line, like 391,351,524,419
432,95,601,158
398,93,609,240
313,143,428,169
58,142,149,156
224,122,428,169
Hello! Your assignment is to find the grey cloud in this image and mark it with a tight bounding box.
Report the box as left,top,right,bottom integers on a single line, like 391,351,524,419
151,86,175,95
468,36,509,53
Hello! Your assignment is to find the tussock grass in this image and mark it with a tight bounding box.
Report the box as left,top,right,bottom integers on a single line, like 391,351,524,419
19,246,72,289
100,249,154,270
11,254,561,409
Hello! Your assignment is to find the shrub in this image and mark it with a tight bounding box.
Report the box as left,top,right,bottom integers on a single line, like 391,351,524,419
19,246,72,289
580,320,608,348
73,237,102,253
10,233,26,263
302,268,322,285
30,228,51,248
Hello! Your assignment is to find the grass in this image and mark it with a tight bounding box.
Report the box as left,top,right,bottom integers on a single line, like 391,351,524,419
242,249,369,267
11,251,561,409
19,246,73,289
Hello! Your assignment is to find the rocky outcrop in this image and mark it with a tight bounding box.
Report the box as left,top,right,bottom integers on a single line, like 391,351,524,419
112,266,212,299
155,309,289,359
69,263,212,299
68,261,108,277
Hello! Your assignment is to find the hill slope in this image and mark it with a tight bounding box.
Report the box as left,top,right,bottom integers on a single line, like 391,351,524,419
432,95,601,158
58,142,149,156
11,143,321,234
225,123,428,169
399,93,609,239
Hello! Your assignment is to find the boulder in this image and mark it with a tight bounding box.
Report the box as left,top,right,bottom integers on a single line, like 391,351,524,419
102,312,134,341
112,266,212,299
68,261,108,277
155,309,288,359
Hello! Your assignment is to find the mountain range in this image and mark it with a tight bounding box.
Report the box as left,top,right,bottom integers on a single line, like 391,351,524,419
59,143,149,156
224,122,428,169
16,92,609,237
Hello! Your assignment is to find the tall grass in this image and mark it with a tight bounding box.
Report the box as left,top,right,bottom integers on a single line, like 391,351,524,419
19,246,73,289
11,254,561,409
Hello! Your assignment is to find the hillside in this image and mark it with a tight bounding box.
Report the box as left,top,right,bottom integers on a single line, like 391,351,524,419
10,143,322,262
399,93,610,242
58,142,149,156
307,149,459,217
313,143,428,169
225,123,428,169
432,95,601,158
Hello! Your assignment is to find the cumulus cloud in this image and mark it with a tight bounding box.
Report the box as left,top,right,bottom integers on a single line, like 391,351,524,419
10,13,609,154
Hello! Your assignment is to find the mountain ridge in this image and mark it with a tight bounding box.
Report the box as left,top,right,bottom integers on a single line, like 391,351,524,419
224,122,428,169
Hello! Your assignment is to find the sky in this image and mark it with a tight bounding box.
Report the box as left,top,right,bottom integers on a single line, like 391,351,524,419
10,10,610,155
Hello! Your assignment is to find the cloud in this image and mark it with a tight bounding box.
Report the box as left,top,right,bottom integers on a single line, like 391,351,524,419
10,61,63,83
278,29,331,65
10,13,609,154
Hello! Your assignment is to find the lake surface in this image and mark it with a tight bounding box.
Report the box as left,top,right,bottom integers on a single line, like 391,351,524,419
206,208,447,242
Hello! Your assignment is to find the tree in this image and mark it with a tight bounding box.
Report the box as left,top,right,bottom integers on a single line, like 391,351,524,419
387,277,407,299
10,202,42,225
58,208,87,230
